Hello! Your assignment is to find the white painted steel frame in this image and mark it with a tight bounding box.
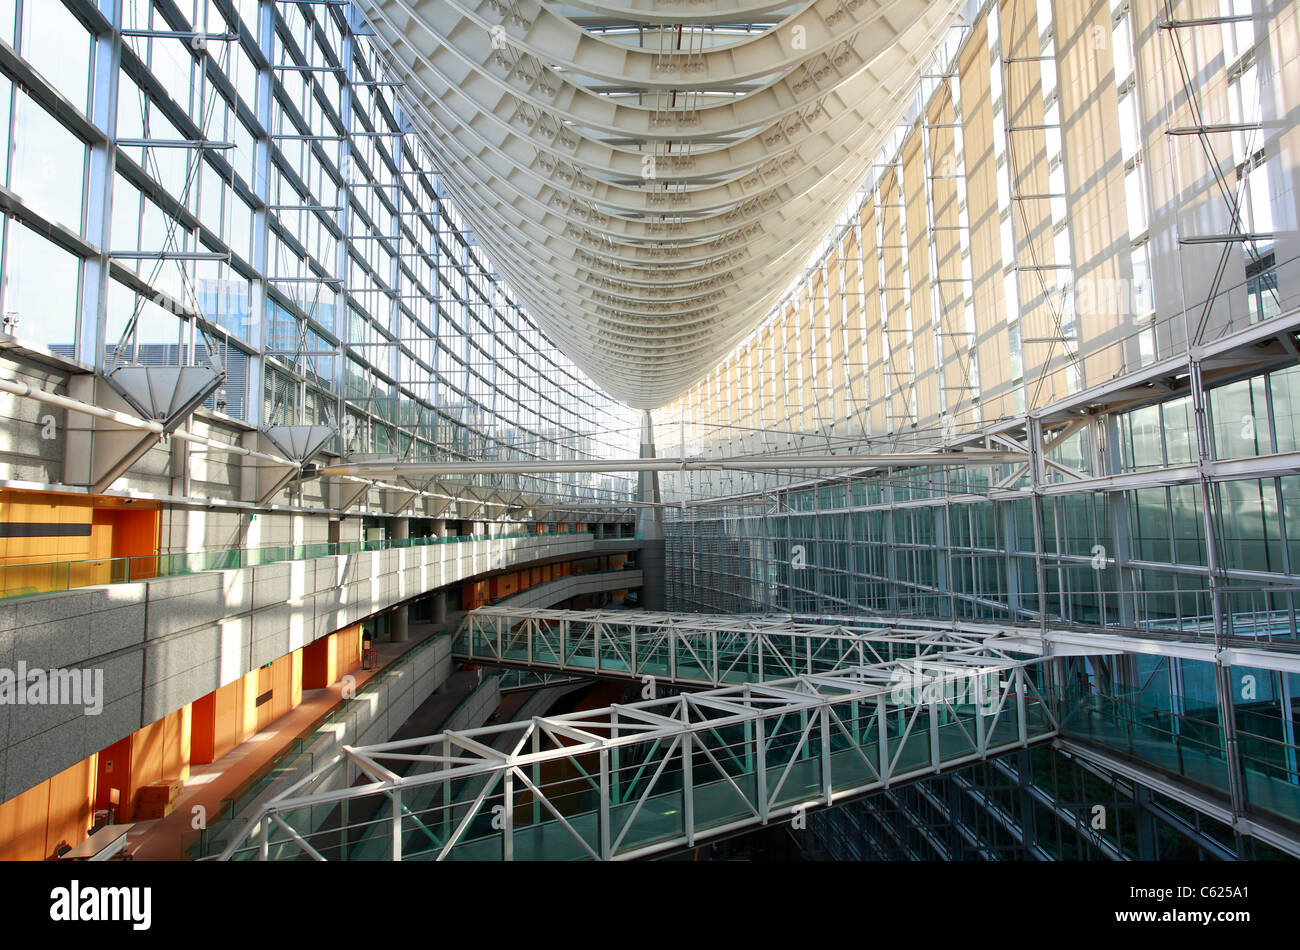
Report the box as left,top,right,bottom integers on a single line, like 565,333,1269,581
217,624,1055,861
454,605,1032,687
319,448,1027,478
352,0,968,407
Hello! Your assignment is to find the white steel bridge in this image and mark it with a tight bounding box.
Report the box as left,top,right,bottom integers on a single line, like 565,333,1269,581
217,610,1056,860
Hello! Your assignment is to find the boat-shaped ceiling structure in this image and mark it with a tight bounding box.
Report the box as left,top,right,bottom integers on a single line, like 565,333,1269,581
356,0,964,408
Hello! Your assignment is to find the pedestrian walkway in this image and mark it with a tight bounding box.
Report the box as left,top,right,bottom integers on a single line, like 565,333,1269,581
128,616,462,860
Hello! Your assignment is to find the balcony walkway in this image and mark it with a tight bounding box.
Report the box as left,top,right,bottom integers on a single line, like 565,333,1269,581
131,617,460,860
0,529,609,601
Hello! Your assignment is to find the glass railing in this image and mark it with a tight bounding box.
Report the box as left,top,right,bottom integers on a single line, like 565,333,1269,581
0,529,590,602
1059,686,1300,828
1239,729,1300,826
822,585,1300,644
1059,687,1231,795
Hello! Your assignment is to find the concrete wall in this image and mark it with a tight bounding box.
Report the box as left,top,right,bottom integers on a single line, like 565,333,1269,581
0,360,65,485
493,569,643,610
156,508,335,556
442,674,503,735
0,533,637,801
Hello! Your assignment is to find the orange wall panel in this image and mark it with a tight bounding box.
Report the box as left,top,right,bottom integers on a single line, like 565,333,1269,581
302,636,333,689
252,666,273,733
271,654,293,721
0,778,55,860
126,719,166,818
44,758,96,857
161,706,192,784
89,517,113,560
94,736,132,814
338,625,362,679
110,507,160,559
302,626,362,688
290,648,303,708
0,756,97,861
241,669,260,740
0,490,159,595
212,678,243,762
190,693,216,764
461,580,491,610
0,491,94,593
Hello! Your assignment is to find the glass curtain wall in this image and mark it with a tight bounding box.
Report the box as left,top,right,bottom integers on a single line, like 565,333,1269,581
0,0,638,505
658,0,1298,633
656,0,1300,851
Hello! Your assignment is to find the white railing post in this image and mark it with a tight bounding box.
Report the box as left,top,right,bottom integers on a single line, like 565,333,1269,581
929,690,941,770
1017,667,1028,746
599,749,612,860
821,705,833,805
503,769,514,861
392,789,402,861
878,695,890,784
683,731,695,847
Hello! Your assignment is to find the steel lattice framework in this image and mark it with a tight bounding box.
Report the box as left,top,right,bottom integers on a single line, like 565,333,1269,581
454,605,1028,686
217,613,1055,861
354,0,964,407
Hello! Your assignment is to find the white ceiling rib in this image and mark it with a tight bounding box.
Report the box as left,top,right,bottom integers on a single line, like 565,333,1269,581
356,0,964,408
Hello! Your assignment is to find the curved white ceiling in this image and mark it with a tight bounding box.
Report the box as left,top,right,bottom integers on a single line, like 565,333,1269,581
356,0,963,408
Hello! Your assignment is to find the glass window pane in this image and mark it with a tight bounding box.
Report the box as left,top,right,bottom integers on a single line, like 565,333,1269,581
2,220,79,350
20,0,91,111
9,91,87,232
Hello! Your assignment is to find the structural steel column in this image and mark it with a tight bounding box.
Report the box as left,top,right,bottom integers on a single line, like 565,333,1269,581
80,0,122,368
390,521,409,642
1190,350,1247,848
635,411,666,610
391,605,409,643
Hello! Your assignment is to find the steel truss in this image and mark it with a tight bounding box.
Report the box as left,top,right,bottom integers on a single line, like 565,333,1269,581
217,624,1056,861
455,606,1037,689
457,608,1300,850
